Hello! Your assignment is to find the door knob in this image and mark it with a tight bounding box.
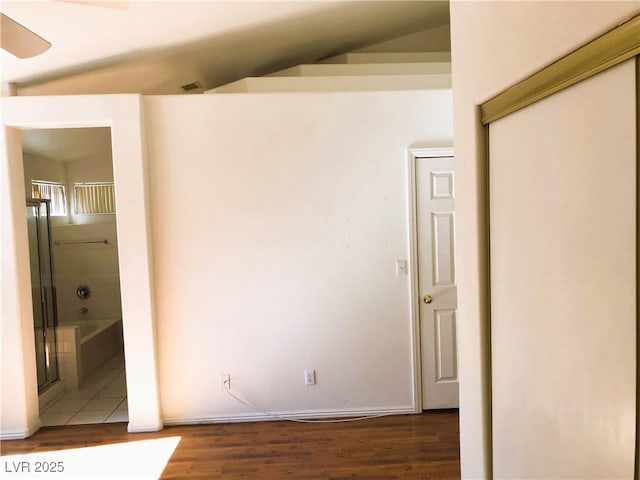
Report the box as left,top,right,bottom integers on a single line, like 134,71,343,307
423,294,433,304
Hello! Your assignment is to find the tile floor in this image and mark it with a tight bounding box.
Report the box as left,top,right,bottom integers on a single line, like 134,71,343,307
39,352,128,426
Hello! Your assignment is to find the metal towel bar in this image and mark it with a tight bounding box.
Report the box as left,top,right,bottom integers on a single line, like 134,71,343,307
54,239,108,246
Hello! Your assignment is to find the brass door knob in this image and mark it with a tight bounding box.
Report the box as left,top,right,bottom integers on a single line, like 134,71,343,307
423,294,433,304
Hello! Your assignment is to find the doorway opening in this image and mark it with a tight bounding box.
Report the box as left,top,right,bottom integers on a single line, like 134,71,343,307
22,127,128,426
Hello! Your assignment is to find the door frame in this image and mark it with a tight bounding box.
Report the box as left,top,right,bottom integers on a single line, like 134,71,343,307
1,95,162,438
407,146,454,413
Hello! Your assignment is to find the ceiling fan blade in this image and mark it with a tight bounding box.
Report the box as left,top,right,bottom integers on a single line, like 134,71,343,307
54,0,131,9
0,13,51,59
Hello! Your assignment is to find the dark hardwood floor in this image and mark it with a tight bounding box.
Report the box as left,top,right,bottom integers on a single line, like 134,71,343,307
0,410,460,479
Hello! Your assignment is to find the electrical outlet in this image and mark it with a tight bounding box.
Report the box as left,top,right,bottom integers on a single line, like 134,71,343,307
221,373,230,390
304,370,316,386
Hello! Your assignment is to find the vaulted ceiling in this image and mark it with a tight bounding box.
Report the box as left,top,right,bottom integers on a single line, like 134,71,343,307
1,1,450,96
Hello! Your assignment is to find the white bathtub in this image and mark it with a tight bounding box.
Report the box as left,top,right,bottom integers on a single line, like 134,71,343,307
57,318,124,389
77,318,115,340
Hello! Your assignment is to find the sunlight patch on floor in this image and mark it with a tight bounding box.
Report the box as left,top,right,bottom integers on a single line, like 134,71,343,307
1,436,180,479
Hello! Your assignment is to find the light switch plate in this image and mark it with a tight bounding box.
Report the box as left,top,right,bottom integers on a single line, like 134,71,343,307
396,259,408,275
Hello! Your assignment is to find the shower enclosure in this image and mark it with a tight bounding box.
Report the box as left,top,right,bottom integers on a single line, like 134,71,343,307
26,199,60,393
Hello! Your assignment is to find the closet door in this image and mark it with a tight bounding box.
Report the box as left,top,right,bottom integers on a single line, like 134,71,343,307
490,59,636,479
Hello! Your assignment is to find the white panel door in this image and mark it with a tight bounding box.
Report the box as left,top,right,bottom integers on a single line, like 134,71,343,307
490,60,636,479
416,156,459,409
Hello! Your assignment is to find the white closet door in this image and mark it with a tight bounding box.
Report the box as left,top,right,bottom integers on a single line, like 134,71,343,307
490,59,636,479
415,155,459,409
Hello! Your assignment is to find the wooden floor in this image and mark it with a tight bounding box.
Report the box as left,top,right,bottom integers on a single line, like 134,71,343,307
0,410,460,479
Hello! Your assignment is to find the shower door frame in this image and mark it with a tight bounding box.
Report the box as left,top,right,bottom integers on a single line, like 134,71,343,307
26,198,60,394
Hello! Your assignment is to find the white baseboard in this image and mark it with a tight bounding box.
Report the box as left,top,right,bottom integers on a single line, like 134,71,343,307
163,406,415,426
1,421,41,440
127,421,164,433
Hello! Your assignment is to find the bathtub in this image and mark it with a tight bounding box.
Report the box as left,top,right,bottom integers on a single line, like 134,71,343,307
57,318,124,389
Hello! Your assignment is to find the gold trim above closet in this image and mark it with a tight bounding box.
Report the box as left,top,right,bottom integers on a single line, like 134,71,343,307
481,14,640,125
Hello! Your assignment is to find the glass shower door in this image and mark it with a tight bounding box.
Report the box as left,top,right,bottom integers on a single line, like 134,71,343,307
26,200,59,393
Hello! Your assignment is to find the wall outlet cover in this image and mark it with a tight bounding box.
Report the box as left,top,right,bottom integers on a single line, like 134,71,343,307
304,370,316,386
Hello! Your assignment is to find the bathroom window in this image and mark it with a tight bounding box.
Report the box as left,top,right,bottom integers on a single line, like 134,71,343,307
31,180,67,216
73,183,116,215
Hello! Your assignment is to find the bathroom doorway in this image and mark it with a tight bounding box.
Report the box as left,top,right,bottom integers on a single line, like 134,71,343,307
22,127,129,426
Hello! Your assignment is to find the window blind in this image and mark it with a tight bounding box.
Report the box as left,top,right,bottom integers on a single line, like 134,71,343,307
74,183,116,215
31,181,67,216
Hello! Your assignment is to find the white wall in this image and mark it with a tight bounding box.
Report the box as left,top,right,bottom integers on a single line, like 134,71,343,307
207,74,451,94
22,153,66,197
1,128,40,438
449,1,640,478
53,223,121,325
2,89,451,437
144,90,452,422
54,150,122,326
354,24,451,53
